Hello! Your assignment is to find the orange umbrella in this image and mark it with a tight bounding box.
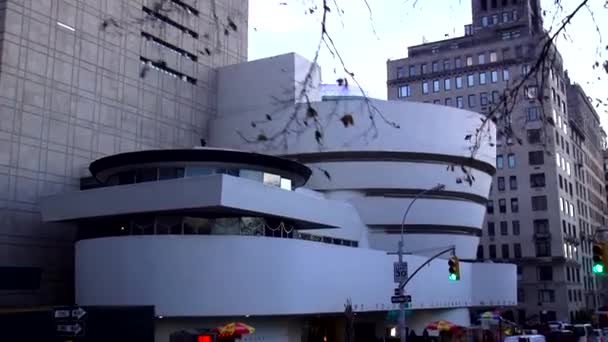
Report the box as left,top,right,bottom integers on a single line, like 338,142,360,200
214,322,255,338
426,320,461,332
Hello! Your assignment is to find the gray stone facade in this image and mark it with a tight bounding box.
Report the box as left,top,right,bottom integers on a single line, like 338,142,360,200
0,0,248,306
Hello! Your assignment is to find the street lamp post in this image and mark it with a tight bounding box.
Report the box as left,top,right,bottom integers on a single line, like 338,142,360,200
397,183,445,342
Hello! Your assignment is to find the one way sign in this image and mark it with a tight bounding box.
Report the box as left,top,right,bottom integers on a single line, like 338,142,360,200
57,323,85,336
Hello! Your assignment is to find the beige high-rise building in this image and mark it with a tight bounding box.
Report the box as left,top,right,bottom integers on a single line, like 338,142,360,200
387,0,606,323
0,0,248,307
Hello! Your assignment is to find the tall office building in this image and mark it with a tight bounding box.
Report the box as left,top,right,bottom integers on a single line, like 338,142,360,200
387,0,606,322
0,0,248,306
566,76,608,309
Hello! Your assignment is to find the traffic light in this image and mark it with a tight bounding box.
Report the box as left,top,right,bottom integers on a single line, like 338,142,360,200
448,256,460,281
593,242,607,274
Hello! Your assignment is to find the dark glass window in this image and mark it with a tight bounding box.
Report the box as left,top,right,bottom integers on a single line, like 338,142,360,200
135,168,158,183
511,198,519,213
499,199,506,213
529,151,544,165
488,222,495,236
509,176,517,190
502,244,510,258
527,129,542,144
512,220,520,235
497,177,505,191
532,196,548,211
477,245,484,259
500,221,508,235
159,167,185,180
530,173,546,188
487,201,494,214
514,243,522,258
489,244,497,258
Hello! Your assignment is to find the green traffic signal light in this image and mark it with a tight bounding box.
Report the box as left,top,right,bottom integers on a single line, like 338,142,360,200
448,256,460,281
593,264,605,274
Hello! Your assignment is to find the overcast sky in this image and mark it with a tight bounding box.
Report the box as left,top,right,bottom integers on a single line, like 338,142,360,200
248,0,608,127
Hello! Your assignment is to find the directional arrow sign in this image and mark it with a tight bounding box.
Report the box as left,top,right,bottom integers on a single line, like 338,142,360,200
57,323,84,336
54,309,71,319
71,307,87,320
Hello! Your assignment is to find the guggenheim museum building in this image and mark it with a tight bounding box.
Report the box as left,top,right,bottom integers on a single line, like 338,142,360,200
40,53,516,341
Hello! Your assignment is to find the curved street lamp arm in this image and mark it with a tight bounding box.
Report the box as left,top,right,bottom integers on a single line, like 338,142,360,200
399,245,455,290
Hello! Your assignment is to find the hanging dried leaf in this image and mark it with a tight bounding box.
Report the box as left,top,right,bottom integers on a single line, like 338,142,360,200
340,114,355,127
314,130,322,143
265,114,272,121
257,134,268,142
307,106,318,118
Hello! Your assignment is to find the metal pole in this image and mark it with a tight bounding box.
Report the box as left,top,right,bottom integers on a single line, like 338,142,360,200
398,184,445,342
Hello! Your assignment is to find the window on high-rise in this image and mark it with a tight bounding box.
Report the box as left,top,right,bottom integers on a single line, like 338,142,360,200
513,9,519,20
444,78,451,91
399,85,411,98
433,99,441,105
481,16,489,27
532,195,548,211
422,82,429,94
479,72,487,85
409,65,416,76
466,56,473,66
443,59,451,70
511,198,519,213
497,177,505,191
500,221,508,236
499,199,507,213
512,220,520,235
478,53,486,64
496,155,504,169
491,70,499,83
530,173,546,188
455,57,462,68
421,64,427,74
536,242,551,257
467,74,475,87
509,176,517,190
502,244,510,259
529,151,544,165
491,0,498,8
432,61,440,72
468,94,476,107
527,107,539,121
514,243,522,258
487,201,494,214
538,289,555,303
490,51,497,62
502,11,511,23
534,219,549,234
456,96,464,108
481,0,488,11
489,244,497,258
480,92,488,106
492,14,499,24
492,91,500,104
455,76,463,89
477,245,484,259
503,68,510,81
527,129,542,144
444,98,452,106
507,153,515,168
433,80,440,92
488,222,495,235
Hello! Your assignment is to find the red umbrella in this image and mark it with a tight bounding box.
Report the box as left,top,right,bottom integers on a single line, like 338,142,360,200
426,320,462,332
214,322,255,338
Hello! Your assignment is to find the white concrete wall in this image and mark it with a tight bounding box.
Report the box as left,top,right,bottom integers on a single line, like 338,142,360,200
76,236,516,317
